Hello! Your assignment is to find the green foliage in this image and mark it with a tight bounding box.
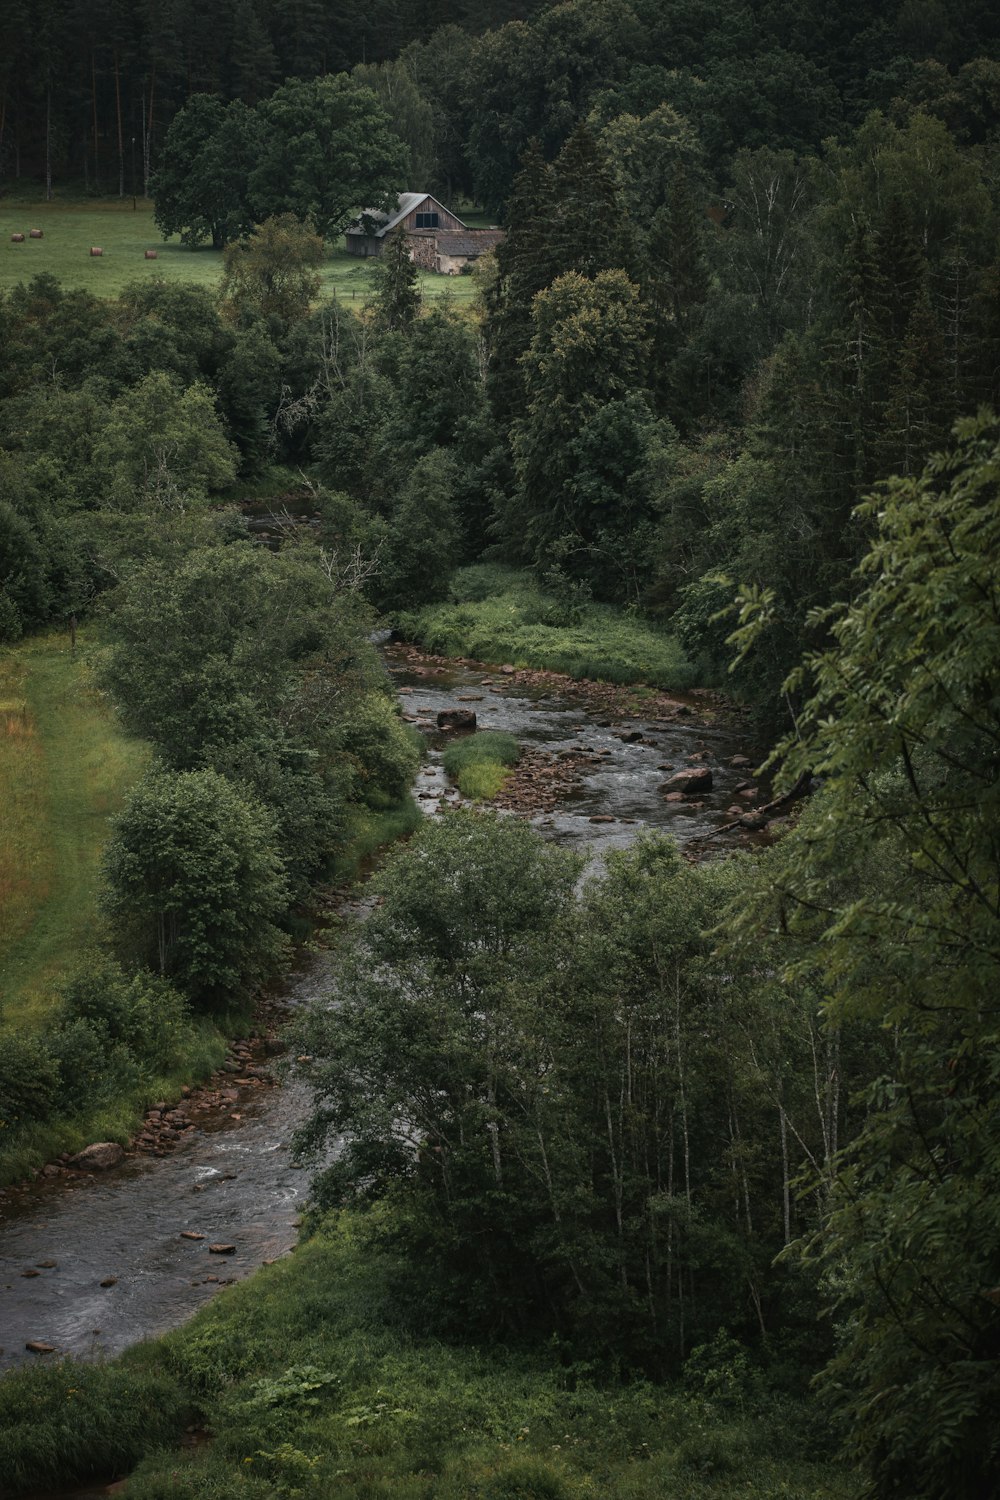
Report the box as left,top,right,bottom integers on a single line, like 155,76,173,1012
441,732,520,782
151,94,261,250
249,74,407,241
368,226,420,334
0,1361,189,1497
220,214,325,325
292,819,846,1369
102,767,289,1008
90,371,238,513
377,448,466,609
0,1224,845,1500
98,542,375,769
741,412,1000,1497
335,694,422,809
0,1032,61,1130
507,270,663,599
59,954,191,1068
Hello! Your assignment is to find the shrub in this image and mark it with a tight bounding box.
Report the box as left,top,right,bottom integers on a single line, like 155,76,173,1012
0,1032,60,1130
60,956,192,1070
337,695,422,809
48,1017,143,1113
441,731,520,780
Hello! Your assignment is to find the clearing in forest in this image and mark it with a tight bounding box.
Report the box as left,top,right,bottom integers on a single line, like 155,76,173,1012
0,198,479,304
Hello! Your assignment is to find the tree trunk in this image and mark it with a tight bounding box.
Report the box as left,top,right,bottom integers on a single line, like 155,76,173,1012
91,52,101,193
114,51,124,198
144,66,156,194
779,1094,791,1247
45,81,52,200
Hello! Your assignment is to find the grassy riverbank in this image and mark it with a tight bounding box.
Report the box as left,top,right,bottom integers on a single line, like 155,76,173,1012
0,630,417,1186
399,568,696,691
0,197,478,305
0,1218,850,1500
0,631,148,1028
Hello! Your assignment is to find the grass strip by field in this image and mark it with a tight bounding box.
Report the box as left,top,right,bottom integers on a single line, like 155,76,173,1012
0,631,148,1029
442,729,520,800
0,1219,852,1500
401,568,696,691
0,198,478,305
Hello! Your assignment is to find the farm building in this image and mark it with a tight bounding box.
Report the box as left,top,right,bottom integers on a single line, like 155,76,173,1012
345,192,504,273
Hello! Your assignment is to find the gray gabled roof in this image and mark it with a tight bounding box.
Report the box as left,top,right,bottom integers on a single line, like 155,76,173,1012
347,192,465,238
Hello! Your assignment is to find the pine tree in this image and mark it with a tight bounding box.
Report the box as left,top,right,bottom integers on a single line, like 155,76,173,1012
547,122,636,282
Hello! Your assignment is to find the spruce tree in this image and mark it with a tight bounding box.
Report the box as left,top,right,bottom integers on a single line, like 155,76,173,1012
370,226,420,334
483,139,556,431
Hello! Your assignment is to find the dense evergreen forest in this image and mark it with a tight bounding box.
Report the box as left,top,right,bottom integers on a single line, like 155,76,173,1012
2,3,999,1498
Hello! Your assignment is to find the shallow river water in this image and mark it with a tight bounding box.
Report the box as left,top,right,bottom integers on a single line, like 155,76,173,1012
0,650,757,1377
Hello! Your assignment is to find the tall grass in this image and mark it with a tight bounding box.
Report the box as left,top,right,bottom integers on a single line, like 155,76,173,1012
0,632,148,1029
401,568,695,691
442,730,520,800
0,656,50,977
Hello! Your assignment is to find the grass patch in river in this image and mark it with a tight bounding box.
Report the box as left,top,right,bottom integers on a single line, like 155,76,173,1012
442,730,520,801
400,567,695,691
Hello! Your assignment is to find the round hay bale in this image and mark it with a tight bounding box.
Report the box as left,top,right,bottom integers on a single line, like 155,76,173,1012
89,246,103,256
144,248,158,259
29,228,43,239
11,232,25,243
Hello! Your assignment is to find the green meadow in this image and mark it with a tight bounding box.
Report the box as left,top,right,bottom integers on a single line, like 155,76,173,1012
0,631,149,1030
0,196,480,304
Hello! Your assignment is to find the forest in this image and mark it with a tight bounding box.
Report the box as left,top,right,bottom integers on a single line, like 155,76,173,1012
1,2,999,1498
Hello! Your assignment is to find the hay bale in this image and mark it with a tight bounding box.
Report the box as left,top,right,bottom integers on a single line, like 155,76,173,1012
90,246,103,257
144,248,158,259
10,232,25,243
29,228,43,239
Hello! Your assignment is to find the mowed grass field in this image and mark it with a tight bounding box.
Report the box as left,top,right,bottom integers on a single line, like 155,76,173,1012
0,196,479,304
0,632,148,1029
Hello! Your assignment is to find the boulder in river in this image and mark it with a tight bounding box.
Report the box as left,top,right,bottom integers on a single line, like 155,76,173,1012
660,767,713,795
437,708,476,731
68,1142,125,1171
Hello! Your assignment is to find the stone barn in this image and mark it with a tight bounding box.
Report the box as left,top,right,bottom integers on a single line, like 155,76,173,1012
345,192,504,273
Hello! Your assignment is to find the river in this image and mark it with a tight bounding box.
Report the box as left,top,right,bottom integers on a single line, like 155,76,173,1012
0,649,759,1375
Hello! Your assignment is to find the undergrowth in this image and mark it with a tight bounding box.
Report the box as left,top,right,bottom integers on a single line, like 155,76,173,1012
399,567,695,691
0,1220,851,1500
